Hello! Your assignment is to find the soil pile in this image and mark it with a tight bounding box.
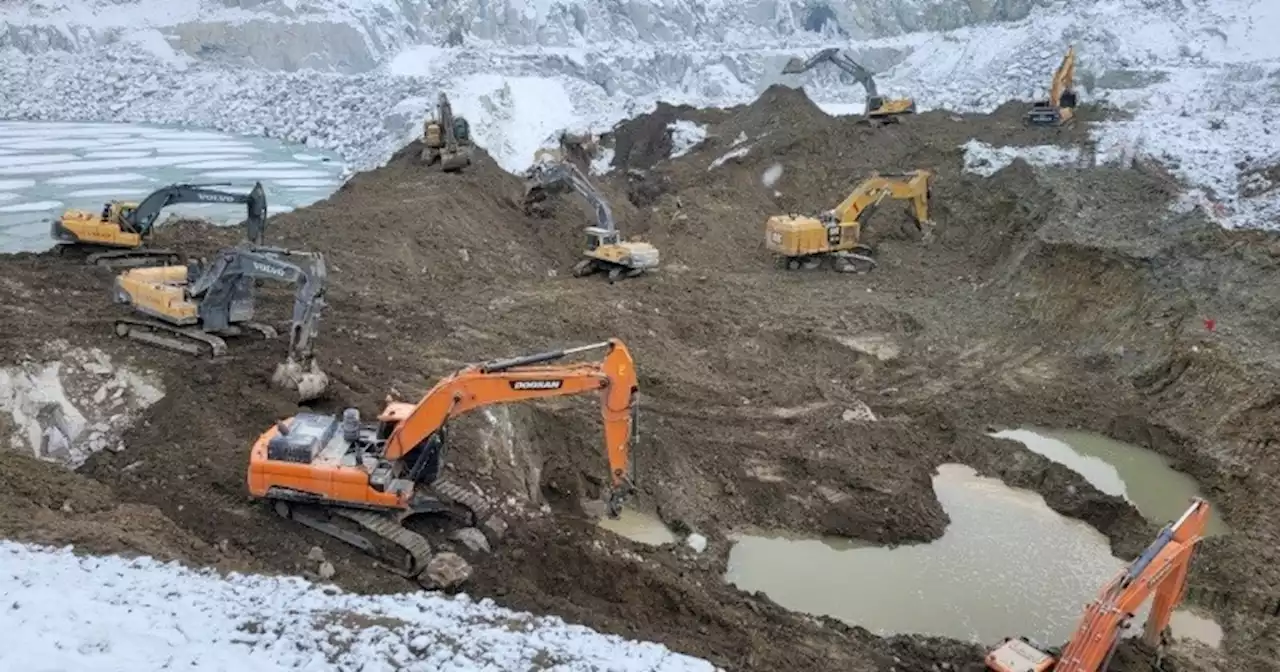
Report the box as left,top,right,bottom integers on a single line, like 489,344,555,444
0,87,1277,671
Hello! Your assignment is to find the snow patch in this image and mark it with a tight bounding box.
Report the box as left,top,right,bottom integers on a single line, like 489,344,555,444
590,147,616,176
387,45,457,78
449,74,579,174
668,120,707,159
0,343,164,469
961,139,1083,177
709,145,750,171
0,541,718,672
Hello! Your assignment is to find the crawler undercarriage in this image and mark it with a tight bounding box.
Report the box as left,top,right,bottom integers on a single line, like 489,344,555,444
267,477,508,586
572,257,647,282
779,247,878,273
56,243,182,268
113,317,278,357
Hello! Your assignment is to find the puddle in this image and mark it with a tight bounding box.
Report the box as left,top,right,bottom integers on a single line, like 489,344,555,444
597,509,678,546
992,428,1228,536
725,464,1222,648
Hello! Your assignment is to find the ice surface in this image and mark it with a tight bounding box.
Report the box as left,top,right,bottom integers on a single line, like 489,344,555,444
277,178,340,187
0,541,718,672
67,188,153,198
0,193,17,203
200,169,333,179
388,45,456,78
0,200,63,213
46,172,155,186
0,179,36,190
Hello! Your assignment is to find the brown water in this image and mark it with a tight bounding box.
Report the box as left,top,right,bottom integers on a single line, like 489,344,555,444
724,464,1223,648
597,509,679,546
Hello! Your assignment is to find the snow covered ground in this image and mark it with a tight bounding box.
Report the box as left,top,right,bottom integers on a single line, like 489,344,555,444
0,541,718,671
0,122,346,252
0,0,1276,228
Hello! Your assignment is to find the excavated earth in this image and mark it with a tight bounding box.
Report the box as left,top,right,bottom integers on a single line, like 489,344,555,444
2,85,1279,671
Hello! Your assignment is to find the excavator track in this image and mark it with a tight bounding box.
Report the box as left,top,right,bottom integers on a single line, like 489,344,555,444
114,317,229,357
85,248,181,268
272,500,433,579
431,476,508,545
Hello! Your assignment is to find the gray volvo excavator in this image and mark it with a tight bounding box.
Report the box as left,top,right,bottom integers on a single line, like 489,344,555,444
521,157,660,282
50,181,268,267
111,243,329,401
781,48,917,123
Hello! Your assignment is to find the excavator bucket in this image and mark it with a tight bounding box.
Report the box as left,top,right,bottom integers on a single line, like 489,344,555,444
781,57,808,75
272,358,329,402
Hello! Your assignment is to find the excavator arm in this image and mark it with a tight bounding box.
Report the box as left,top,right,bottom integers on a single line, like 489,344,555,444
782,47,879,98
987,498,1211,672
122,181,268,243
831,170,932,228
383,339,638,511
437,92,458,154
1050,46,1077,109
523,160,617,234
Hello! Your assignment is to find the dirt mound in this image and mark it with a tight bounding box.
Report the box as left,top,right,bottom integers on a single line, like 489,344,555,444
1,85,1279,671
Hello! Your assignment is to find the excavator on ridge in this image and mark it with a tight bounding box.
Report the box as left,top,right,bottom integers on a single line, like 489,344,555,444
50,181,268,267
766,170,933,273
781,48,917,123
1027,46,1078,127
247,338,639,588
521,155,660,282
420,92,473,172
111,243,329,402
987,498,1211,672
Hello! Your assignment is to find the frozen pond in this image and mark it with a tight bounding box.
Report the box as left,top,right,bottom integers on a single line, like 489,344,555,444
0,121,348,253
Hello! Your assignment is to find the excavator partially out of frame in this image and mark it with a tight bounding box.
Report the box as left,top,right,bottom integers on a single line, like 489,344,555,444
111,243,329,402
1027,46,1078,127
782,48,916,123
247,338,639,588
50,181,267,267
522,157,660,282
766,170,933,273
420,92,473,172
987,498,1211,672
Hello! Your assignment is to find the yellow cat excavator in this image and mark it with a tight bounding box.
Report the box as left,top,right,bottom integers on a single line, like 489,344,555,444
766,170,933,273
247,338,639,588
521,156,660,282
111,243,329,402
50,181,267,267
1027,46,1078,126
420,92,473,172
782,48,916,123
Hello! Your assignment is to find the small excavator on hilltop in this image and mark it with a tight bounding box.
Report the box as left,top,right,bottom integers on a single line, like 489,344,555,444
521,156,660,282
111,243,329,402
987,498,1210,672
247,338,639,588
50,181,268,267
1027,46,1078,126
766,170,933,273
782,48,917,123
420,92,473,172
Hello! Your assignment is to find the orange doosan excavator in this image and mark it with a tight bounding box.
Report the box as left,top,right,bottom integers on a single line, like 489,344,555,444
986,498,1211,672
246,338,638,587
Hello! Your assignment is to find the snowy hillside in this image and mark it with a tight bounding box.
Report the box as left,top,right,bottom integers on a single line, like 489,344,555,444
0,541,716,671
2,0,1276,228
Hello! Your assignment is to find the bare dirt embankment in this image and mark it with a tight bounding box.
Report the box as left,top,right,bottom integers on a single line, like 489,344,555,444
1,85,1278,671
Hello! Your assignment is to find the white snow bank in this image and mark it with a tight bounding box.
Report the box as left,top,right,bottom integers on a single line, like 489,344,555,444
961,139,1083,177
668,120,707,159
449,74,579,174
0,343,164,468
0,541,719,672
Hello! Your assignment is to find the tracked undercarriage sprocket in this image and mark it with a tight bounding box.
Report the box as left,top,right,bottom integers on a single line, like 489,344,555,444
267,476,508,590
113,317,277,357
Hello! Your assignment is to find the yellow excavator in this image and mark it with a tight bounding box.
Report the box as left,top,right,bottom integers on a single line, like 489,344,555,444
111,243,329,402
50,181,267,267
765,170,933,272
782,48,916,123
521,156,660,282
420,92,473,172
1027,46,1078,126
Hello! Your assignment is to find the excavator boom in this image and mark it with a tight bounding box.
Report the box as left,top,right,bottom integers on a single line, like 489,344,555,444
986,498,1211,672
421,92,473,171
1027,46,1078,126
246,338,640,588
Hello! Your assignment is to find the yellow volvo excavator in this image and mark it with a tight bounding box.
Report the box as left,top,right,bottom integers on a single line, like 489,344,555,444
766,170,933,272
1027,46,1078,126
421,92,473,172
247,338,639,588
111,243,329,401
782,48,916,123
521,156,660,282
50,181,267,267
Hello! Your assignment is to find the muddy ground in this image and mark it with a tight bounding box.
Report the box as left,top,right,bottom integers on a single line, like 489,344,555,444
2,85,1278,670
